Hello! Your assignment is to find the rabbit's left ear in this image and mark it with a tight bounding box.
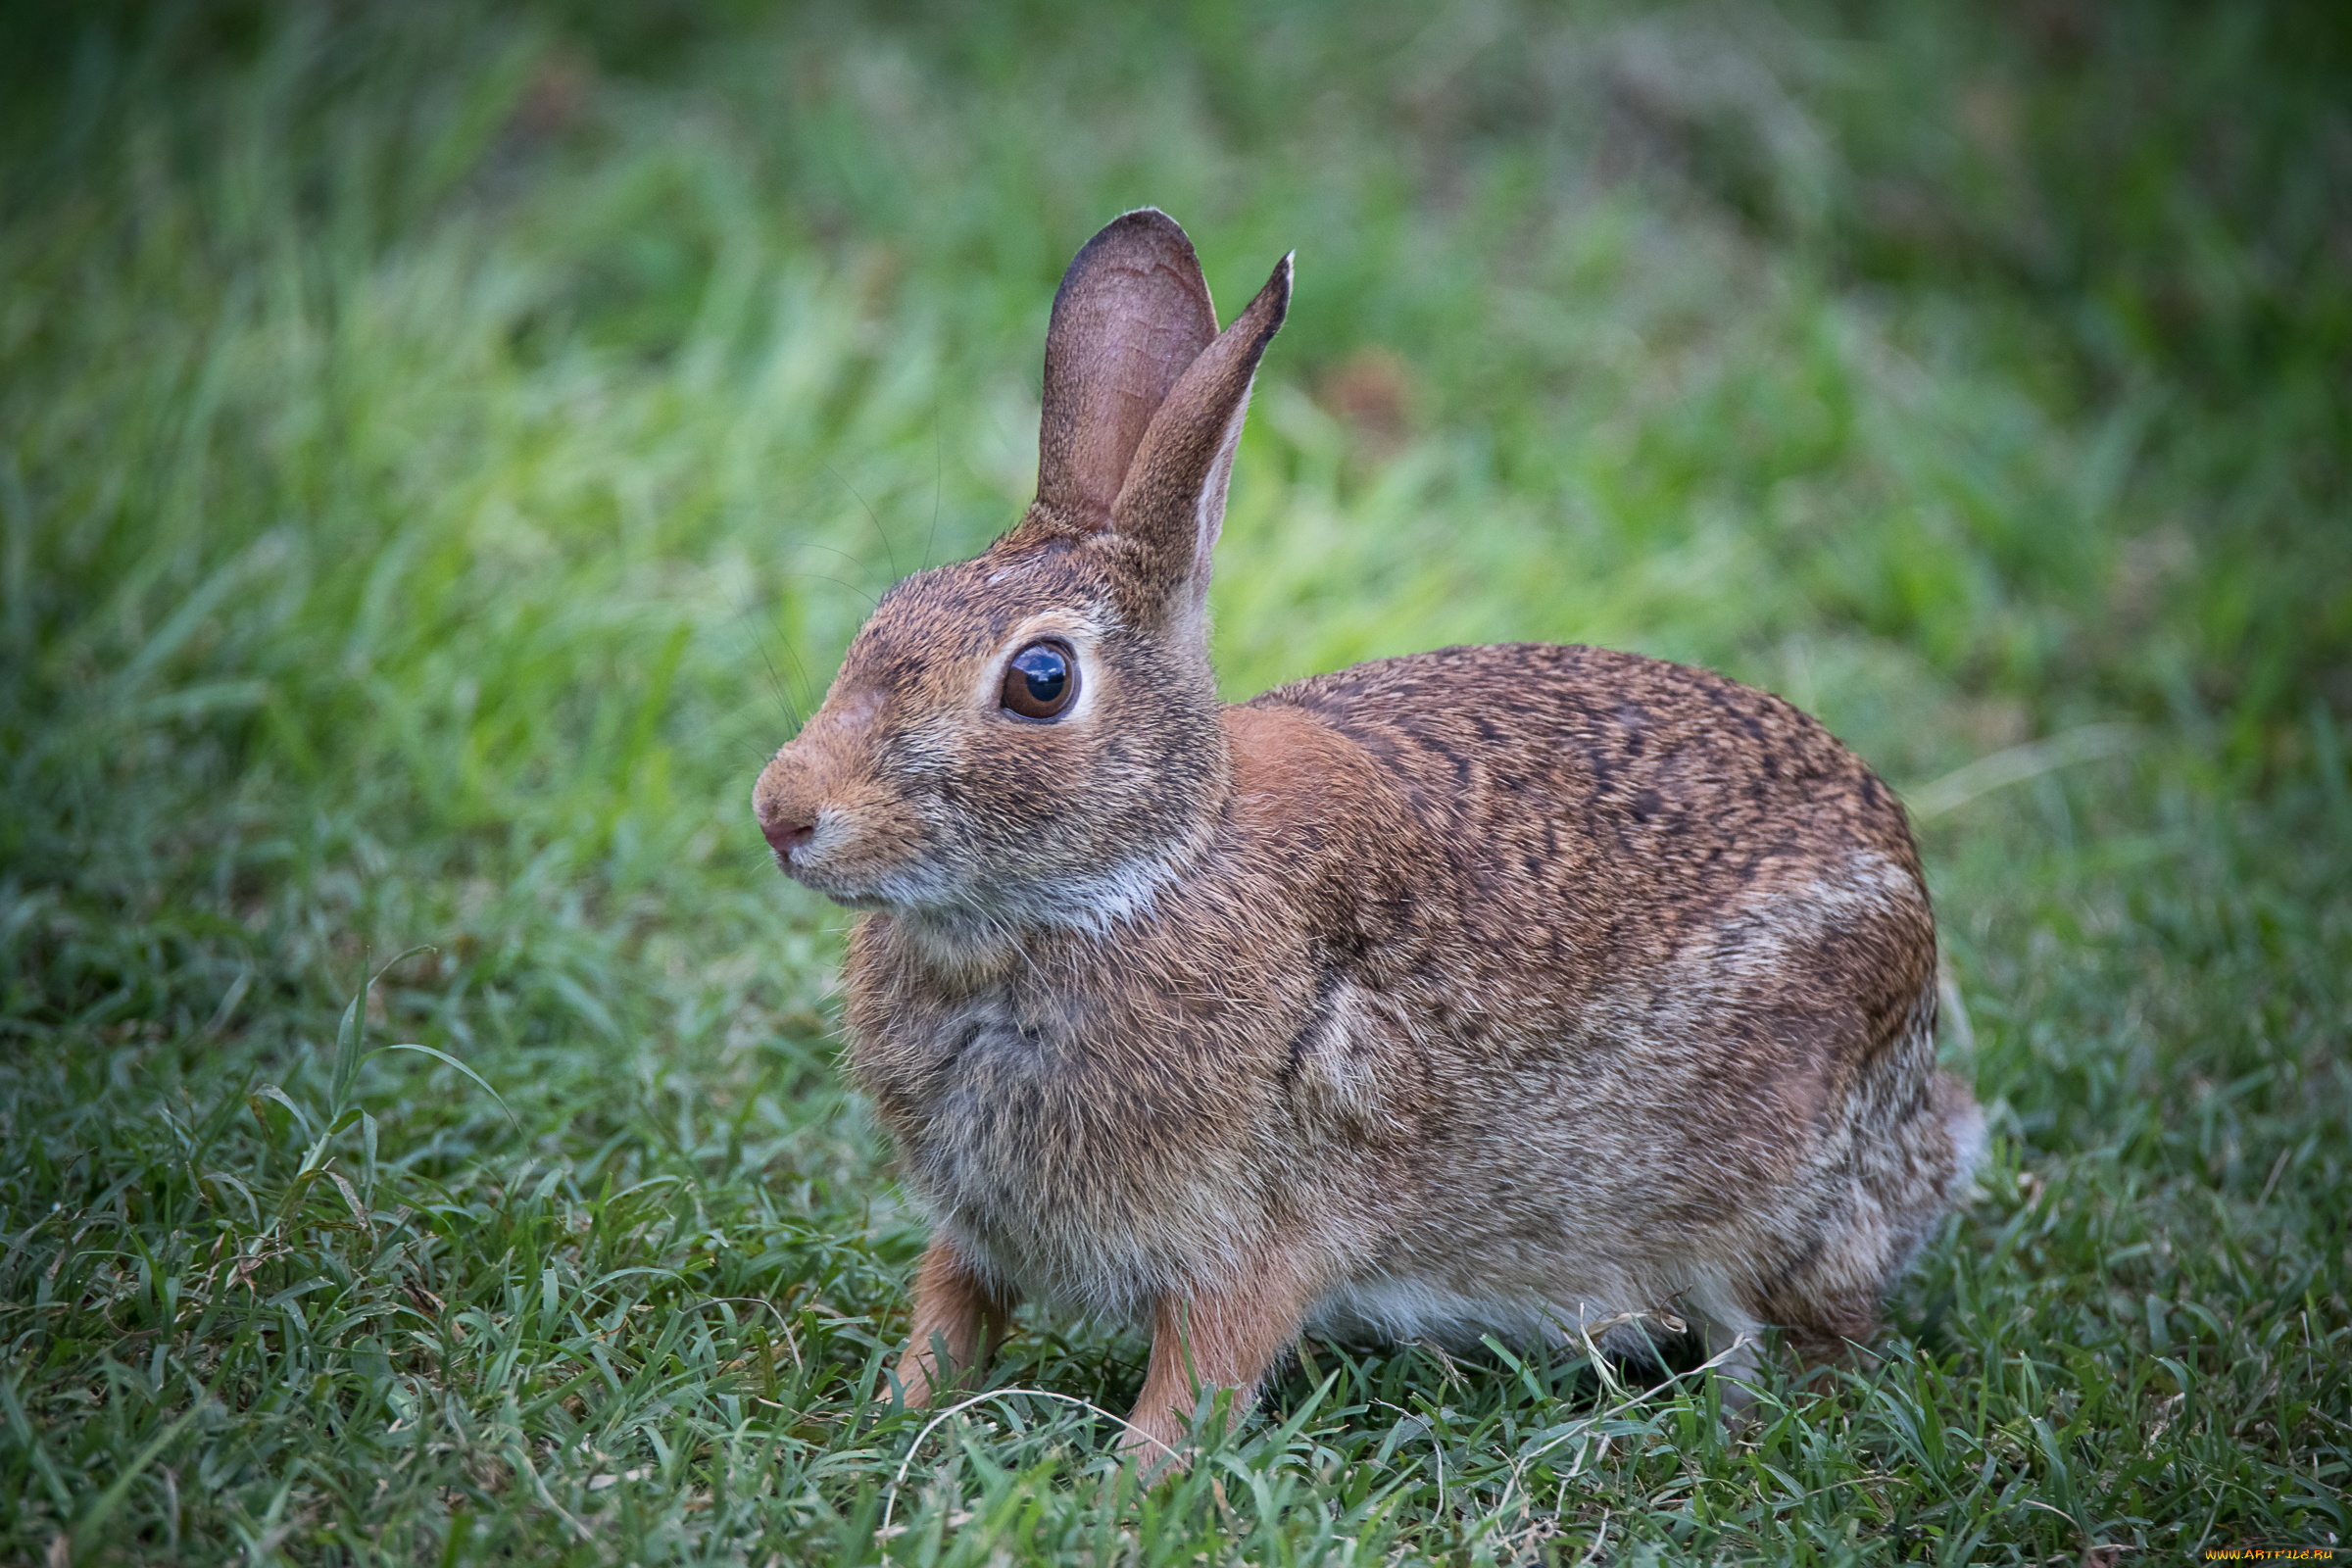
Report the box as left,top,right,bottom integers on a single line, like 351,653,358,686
1110,253,1292,625
1035,210,1221,536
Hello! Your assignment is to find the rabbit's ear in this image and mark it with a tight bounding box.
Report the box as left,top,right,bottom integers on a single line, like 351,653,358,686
1035,210,1220,535
1110,252,1291,623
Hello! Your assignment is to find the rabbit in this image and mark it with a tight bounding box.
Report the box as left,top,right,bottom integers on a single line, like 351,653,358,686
752,208,1984,1465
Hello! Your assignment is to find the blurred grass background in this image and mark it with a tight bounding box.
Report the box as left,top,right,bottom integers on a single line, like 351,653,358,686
0,1,2345,1562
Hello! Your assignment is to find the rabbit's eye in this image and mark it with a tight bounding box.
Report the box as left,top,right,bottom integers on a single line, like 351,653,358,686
1002,641,1078,720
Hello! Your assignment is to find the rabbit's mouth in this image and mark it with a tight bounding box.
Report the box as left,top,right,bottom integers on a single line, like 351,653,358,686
787,818,1199,947
770,805,947,907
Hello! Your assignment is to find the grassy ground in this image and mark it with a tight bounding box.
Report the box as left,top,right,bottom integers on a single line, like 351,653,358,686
2,2,2347,1562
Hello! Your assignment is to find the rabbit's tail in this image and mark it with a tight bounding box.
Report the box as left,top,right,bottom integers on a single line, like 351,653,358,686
1933,1070,1987,1195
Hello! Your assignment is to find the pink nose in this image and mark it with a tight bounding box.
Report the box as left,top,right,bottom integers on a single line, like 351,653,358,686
761,814,814,858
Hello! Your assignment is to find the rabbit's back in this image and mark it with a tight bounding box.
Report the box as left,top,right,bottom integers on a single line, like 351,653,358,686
1257,640,1924,941
1255,641,1936,1060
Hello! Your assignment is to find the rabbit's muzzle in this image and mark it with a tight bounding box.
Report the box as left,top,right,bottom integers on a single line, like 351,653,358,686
752,741,836,869
755,693,880,872
753,692,956,913
751,757,825,873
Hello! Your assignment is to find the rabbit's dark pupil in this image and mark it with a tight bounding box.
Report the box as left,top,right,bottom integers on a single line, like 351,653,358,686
1002,642,1076,719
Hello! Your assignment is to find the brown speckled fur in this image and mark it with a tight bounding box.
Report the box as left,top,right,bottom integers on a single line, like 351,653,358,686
752,210,1984,1462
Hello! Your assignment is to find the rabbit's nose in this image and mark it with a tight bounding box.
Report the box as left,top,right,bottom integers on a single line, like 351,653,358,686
761,813,815,858
754,749,823,858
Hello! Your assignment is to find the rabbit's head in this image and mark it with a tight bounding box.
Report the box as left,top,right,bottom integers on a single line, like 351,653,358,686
753,211,1290,939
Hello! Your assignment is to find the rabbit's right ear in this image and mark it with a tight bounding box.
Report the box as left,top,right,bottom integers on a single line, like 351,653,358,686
1032,210,1220,535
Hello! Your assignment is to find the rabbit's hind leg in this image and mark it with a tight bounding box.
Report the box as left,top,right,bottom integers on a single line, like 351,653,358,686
1690,1299,1767,1419
1744,1062,1981,1396
1733,1222,1888,1398
1760,1282,1884,1397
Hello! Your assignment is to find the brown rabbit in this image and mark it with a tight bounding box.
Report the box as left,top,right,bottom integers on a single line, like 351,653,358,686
752,209,1984,1463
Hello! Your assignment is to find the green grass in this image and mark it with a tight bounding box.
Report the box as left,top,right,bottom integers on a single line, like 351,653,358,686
1,1,2346,1561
